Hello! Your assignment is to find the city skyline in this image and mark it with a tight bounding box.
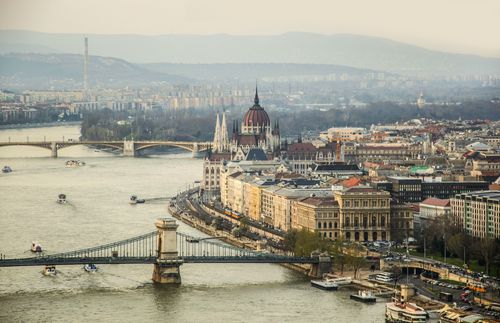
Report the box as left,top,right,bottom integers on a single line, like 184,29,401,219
1,0,500,58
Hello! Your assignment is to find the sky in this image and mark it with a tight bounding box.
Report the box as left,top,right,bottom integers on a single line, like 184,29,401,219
1,0,499,58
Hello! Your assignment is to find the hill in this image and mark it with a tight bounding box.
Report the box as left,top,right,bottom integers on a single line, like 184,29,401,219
1,30,499,76
0,53,188,89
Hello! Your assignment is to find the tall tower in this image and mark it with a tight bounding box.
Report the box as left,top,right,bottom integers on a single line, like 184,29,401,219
220,111,229,151
83,37,89,100
213,111,221,152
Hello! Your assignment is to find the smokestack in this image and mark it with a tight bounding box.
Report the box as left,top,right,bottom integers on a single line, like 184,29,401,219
83,37,88,98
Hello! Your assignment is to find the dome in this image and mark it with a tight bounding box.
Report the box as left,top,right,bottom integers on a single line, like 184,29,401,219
242,88,270,127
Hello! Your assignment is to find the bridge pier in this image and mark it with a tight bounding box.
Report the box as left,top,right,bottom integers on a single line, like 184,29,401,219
51,142,58,158
152,218,183,284
191,143,203,158
309,252,332,278
123,140,136,157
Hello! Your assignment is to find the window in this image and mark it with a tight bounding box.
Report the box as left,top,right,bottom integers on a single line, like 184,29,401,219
354,217,359,227
345,216,350,226
334,222,338,229
372,216,377,227
329,222,332,229
363,216,367,228
318,222,322,229
381,216,386,227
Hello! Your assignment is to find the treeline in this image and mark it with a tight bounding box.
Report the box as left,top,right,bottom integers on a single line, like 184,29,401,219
80,100,500,141
417,217,500,275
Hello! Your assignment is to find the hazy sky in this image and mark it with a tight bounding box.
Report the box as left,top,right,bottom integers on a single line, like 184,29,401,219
1,0,499,57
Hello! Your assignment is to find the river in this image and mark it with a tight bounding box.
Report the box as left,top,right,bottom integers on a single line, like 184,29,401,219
0,125,385,322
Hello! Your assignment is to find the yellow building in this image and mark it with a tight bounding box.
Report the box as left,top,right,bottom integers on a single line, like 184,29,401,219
333,187,391,242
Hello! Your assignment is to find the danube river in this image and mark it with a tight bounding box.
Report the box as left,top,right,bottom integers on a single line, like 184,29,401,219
0,125,385,322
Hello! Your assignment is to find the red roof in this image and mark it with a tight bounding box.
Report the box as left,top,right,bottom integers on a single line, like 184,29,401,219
242,105,270,127
340,177,361,188
420,198,450,207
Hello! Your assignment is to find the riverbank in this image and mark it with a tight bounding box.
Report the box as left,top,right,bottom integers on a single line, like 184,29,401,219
0,121,81,130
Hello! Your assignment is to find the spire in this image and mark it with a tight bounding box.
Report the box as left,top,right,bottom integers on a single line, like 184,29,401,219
213,111,221,152
220,111,229,151
254,85,259,106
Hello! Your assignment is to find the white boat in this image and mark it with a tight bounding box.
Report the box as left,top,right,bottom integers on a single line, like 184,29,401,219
84,264,98,273
311,279,338,291
43,265,56,276
385,298,429,322
2,166,12,173
57,194,67,204
129,195,145,204
350,290,376,303
31,241,43,253
65,160,85,167
327,276,352,285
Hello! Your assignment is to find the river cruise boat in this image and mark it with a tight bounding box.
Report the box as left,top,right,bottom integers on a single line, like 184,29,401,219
57,194,67,204
65,160,85,167
385,298,428,322
2,166,12,173
327,276,352,285
311,279,338,291
31,241,43,253
350,290,376,303
84,264,98,273
43,265,57,276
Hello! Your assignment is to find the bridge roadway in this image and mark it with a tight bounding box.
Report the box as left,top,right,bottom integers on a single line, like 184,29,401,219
0,230,318,268
0,139,211,157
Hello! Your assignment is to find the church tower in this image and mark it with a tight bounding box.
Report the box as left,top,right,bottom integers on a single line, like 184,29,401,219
213,111,221,152
220,111,229,151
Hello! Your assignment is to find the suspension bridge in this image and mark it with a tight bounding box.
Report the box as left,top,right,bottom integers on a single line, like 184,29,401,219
0,218,331,283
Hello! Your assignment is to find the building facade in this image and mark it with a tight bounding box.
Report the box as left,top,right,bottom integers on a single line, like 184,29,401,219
451,191,500,238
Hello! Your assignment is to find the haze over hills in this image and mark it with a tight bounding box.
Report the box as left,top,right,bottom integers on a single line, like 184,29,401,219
1,30,500,77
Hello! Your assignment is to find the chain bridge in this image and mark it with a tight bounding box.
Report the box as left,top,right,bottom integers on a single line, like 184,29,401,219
0,139,211,157
0,218,329,284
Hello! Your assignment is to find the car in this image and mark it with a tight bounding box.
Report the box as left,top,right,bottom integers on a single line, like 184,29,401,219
460,306,473,311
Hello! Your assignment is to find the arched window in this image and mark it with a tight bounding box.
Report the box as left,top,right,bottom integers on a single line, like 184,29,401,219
329,222,332,229
318,222,322,229
334,222,338,229
381,216,386,227
373,232,378,241
354,217,359,227
345,216,350,227
355,232,360,241
372,216,377,227
329,232,332,238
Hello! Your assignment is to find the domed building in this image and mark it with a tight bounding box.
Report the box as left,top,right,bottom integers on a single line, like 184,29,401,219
212,87,280,158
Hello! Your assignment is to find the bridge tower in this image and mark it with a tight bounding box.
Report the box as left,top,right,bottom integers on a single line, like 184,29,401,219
191,142,203,158
51,141,58,158
152,218,183,284
309,252,332,278
123,139,136,157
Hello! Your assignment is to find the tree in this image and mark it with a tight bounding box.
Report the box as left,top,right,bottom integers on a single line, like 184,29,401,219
479,237,498,275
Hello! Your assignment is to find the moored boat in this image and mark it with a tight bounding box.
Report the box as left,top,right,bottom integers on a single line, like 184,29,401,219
31,241,43,253
385,298,428,322
2,165,12,173
350,290,376,303
43,265,56,276
311,279,338,291
130,195,145,204
84,264,98,273
327,276,352,285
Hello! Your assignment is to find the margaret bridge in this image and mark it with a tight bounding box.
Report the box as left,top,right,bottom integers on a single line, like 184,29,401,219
0,139,212,157
0,218,331,284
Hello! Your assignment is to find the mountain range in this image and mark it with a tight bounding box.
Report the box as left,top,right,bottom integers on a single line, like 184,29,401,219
1,30,499,77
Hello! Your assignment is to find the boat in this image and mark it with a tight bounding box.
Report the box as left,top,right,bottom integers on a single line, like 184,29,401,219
2,166,12,173
129,195,145,204
43,265,57,276
327,276,352,285
385,298,429,322
350,290,377,303
65,160,85,167
84,264,98,273
57,194,67,204
31,241,43,253
311,279,338,291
